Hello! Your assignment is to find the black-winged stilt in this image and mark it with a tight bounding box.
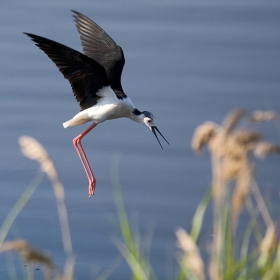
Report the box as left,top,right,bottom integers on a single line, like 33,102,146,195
24,11,169,197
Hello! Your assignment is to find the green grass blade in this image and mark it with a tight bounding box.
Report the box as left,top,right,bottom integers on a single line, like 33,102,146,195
0,172,44,248
5,252,18,280
110,155,157,280
189,188,212,242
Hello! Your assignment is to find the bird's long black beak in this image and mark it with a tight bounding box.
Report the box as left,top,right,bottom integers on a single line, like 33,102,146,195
151,126,170,149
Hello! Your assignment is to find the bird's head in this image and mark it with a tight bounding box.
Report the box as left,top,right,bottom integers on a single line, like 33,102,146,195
132,109,170,149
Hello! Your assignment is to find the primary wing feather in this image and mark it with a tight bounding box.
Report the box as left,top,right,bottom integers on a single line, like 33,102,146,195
72,10,126,98
24,33,109,110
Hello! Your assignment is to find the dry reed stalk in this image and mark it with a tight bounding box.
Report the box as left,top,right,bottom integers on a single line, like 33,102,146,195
231,161,253,230
260,223,278,258
251,110,278,123
258,222,278,270
176,228,205,279
192,121,219,154
221,108,246,133
18,136,74,279
18,136,72,256
0,239,61,280
192,109,279,279
250,179,273,227
192,109,279,227
253,142,280,159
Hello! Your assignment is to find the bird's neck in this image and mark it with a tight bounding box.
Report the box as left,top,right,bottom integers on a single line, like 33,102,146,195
129,108,145,125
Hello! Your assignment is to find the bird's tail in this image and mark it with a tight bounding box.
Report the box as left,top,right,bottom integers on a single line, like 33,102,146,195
62,119,74,128
62,116,91,128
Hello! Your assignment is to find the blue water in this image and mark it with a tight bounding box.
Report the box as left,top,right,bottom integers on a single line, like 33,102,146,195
1,0,280,279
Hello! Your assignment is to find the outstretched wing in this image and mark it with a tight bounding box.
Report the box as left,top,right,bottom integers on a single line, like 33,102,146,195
24,33,109,110
72,10,126,98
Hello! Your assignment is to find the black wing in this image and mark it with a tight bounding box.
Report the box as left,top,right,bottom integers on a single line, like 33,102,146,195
72,10,126,98
24,33,109,111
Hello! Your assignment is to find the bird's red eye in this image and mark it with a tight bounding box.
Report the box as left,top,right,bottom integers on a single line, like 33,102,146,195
147,119,151,123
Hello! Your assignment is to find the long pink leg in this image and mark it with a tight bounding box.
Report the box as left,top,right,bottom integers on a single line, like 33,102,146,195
73,122,98,198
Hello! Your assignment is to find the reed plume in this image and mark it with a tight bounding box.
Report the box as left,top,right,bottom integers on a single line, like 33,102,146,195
192,109,279,280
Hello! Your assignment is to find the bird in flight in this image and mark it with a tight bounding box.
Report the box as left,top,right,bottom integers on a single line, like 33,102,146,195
24,11,169,197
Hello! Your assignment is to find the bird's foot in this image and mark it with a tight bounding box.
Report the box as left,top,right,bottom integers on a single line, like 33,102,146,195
88,180,96,198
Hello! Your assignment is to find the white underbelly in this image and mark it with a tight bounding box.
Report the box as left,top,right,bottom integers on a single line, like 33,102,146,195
63,102,132,128
87,103,127,122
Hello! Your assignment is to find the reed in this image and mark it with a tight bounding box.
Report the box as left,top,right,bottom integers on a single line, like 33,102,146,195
186,109,280,280
0,136,74,280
